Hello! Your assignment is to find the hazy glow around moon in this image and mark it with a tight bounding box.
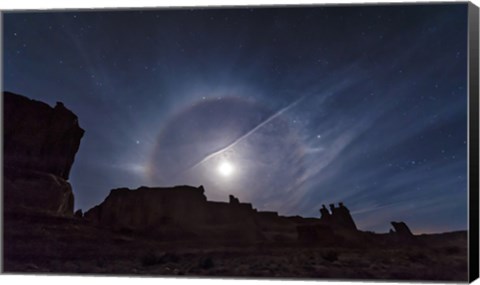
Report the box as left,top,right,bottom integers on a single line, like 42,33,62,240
218,161,234,177
148,97,306,205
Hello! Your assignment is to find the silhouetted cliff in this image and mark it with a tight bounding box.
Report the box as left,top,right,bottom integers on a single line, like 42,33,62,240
84,184,365,243
84,185,265,241
3,91,84,215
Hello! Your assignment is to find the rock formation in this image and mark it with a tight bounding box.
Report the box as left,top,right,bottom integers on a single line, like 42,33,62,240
319,202,357,231
293,202,359,244
3,91,84,215
84,183,366,244
391,221,414,238
297,224,335,243
85,185,208,229
85,186,264,241
74,209,83,218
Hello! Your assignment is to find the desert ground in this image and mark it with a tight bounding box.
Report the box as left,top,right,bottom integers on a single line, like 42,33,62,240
3,209,468,281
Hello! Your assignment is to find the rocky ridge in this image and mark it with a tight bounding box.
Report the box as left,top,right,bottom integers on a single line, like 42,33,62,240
3,91,84,215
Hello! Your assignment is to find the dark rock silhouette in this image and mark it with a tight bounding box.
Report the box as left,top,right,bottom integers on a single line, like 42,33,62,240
3,92,84,215
320,204,330,221
84,185,264,241
391,221,414,238
85,185,208,229
4,167,75,215
84,184,364,244
335,202,358,230
318,202,357,231
297,224,335,243
294,202,358,244
4,92,84,179
229,194,240,204
74,209,83,218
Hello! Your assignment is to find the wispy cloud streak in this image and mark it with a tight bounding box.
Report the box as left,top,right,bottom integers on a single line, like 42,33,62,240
185,96,306,171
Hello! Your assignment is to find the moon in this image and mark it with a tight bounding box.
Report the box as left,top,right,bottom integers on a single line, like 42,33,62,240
218,161,234,177
148,97,306,203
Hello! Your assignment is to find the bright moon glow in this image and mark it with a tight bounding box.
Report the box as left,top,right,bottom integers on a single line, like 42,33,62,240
218,161,234,177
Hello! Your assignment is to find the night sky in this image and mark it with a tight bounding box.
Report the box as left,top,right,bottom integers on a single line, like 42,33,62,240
3,4,469,233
